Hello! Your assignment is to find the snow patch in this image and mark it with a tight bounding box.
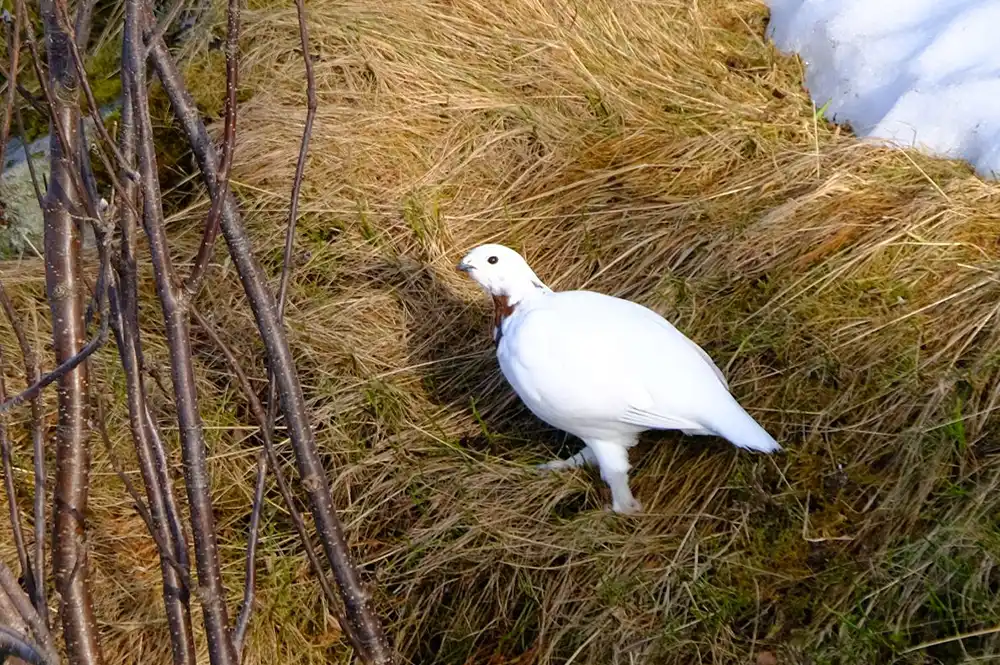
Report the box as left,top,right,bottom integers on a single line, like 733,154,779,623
766,0,1000,177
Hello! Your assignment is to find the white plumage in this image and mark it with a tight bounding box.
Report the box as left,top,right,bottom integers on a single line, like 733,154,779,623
458,243,780,514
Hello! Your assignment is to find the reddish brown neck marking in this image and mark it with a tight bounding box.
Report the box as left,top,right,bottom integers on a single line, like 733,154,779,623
492,294,516,345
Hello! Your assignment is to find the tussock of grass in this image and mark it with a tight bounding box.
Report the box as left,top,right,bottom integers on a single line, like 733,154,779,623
4,0,1000,663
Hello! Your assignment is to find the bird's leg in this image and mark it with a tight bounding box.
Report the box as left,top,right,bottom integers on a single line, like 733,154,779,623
536,445,596,472
604,471,641,515
587,440,642,515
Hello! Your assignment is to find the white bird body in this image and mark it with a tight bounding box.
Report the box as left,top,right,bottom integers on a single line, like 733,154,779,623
458,244,780,514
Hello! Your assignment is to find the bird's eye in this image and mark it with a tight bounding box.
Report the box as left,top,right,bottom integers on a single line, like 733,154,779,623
487,256,498,264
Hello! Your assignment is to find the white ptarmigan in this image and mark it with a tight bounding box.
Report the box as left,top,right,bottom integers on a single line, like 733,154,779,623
458,243,780,514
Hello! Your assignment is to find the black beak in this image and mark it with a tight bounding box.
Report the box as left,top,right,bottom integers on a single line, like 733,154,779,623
456,261,473,273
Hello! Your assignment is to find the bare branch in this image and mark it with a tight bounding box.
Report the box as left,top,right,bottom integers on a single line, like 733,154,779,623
232,449,265,653
149,33,394,665
0,625,51,665
192,306,350,652
124,0,237,661
13,99,45,213
0,350,37,609
38,0,104,657
0,8,22,171
143,0,186,58
0,75,48,117
259,0,319,492
276,0,318,317
18,0,109,226
234,0,321,649
0,283,48,626
0,561,56,663
106,69,196,665
0,576,32,665
72,0,97,48
95,396,190,589
0,314,108,416
185,0,240,295
55,0,139,184
142,404,191,576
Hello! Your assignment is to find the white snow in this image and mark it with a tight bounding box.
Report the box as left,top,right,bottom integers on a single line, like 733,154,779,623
766,0,1000,178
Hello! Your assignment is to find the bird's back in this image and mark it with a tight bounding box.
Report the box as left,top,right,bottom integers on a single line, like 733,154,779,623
499,289,778,451
500,291,726,428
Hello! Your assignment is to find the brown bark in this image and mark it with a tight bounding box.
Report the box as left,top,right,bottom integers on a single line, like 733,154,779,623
0,5,22,171
0,285,48,626
185,0,239,294
38,0,102,660
123,1,237,663
0,351,35,607
108,62,196,665
148,35,394,665
0,560,57,664
0,568,32,665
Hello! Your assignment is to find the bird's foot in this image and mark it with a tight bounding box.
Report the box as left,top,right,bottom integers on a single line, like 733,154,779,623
536,459,572,473
608,496,643,515
536,447,595,473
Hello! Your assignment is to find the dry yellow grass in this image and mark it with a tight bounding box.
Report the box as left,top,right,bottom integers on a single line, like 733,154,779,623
5,0,1000,663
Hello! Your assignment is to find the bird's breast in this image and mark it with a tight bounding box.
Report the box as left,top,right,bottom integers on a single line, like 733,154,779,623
491,294,517,346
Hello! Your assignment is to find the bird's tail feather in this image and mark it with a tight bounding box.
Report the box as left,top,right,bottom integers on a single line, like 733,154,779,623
707,402,781,453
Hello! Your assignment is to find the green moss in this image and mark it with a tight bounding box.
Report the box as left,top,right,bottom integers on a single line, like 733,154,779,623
363,379,409,432
181,49,228,118
84,36,123,108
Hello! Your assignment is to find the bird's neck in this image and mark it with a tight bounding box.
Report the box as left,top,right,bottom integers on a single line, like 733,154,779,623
490,279,550,345
496,276,550,308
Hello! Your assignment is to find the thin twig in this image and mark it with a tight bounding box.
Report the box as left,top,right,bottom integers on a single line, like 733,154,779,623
185,0,239,295
232,449,266,653
256,0,317,472
0,74,49,116
0,314,108,416
0,349,37,608
0,283,47,625
241,0,320,649
94,397,190,588
13,100,45,213
125,0,237,661
192,307,349,646
143,404,191,579
275,0,317,318
0,8,22,171
142,0,186,59
108,63,196,665
150,36,393,664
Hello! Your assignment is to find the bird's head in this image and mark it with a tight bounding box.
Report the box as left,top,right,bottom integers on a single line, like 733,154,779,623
457,244,550,303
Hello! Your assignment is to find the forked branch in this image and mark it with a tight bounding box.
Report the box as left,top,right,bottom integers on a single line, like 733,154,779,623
123,0,237,662
185,0,240,294
105,68,196,665
147,24,394,665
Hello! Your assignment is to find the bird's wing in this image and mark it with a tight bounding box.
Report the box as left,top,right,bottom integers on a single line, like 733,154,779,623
688,339,729,390
510,290,779,451
501,303,638,427
501,291,732,433
618,294,729,390
619,405,705,432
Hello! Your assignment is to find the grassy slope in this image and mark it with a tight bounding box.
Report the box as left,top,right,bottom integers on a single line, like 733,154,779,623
4,0,1000,663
